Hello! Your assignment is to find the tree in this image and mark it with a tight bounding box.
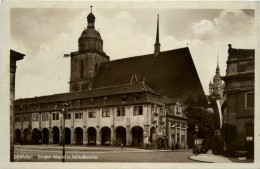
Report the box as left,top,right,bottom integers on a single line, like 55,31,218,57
184,95,217,148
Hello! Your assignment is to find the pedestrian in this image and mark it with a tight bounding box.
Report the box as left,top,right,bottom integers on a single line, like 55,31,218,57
121,143,123,150
175,143,179,151
172,142,174,151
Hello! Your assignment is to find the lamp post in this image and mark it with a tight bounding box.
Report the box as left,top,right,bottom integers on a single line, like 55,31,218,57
195,125,199,156
61,102,68,162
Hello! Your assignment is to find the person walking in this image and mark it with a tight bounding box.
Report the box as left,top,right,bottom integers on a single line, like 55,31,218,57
176,143,179,151
121,143,124,150
172,142,175,151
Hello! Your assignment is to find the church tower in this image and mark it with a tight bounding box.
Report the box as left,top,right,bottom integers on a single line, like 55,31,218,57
209,55,223,98
154,14,160,57
69,6,109,92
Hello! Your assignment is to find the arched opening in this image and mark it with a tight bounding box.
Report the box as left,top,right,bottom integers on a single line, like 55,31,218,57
23,128,30,144
132,126,143,147
79,60,84,78
14,129,21,144
32,128,42,144
75,127,83,145
150,126,156,147
116,126,126,146
87,127,96,145
65,128,71,144
42,128,49,144
52,126,60,144
101,127,111,146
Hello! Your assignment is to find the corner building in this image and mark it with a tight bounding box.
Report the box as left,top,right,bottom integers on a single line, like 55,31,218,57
14,8,204,149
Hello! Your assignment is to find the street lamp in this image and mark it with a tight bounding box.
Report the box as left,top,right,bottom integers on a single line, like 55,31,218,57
61,102,68,162
195,125,199,156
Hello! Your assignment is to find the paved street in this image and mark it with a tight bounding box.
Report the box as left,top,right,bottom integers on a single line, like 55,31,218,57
14,145,199,162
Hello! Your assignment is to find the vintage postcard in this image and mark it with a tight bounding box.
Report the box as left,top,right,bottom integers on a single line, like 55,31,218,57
1,1,259,169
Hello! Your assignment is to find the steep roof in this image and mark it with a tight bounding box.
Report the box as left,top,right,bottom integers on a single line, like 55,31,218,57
15,82,159,105
93,47,204,100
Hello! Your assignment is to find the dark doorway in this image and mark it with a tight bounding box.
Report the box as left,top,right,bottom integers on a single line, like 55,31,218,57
101,127,111,146
116,126,126,146
14,129,21,144
32,128,42,144
52,126,60,144
75,127,83,145
132,126,143,147
42,128,49,144
23,128,30,144
150,126,156,147
87,127,96,145
65,128,71,144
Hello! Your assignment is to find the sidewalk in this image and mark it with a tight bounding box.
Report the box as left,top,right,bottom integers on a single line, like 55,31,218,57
189,150,233,163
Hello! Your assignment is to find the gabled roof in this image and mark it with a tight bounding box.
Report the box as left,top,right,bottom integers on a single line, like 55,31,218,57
93,47,204,100
15,82,159,105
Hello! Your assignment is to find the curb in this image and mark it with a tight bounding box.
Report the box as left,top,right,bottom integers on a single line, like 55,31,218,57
189,156,212,163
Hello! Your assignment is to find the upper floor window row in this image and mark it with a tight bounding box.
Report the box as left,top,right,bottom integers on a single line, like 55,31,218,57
32,114,39,121
52,112,59,120
117,107,125,116
133,106,143,115
75,112,83,119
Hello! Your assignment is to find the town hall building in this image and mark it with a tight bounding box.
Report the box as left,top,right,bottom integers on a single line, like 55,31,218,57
13,7,204,149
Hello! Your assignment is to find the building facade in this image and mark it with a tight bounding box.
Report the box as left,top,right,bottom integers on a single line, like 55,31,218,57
221,44,254,158
13,8,203,149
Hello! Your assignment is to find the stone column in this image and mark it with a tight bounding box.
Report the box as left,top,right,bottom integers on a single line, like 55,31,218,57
96,127,101,145
49,127,53,144
71,127,76,144
126,125,131,146
83,127,87,144
111,126,114,146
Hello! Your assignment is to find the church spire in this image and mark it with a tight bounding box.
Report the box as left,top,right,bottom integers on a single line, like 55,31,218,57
87,6,95,28
154,14,160,57
216,54,220,74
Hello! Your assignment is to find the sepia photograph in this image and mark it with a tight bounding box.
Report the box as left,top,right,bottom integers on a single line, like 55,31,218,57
1,1,259,169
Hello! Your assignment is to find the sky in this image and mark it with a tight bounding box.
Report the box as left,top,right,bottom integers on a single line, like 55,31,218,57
10,5,256,99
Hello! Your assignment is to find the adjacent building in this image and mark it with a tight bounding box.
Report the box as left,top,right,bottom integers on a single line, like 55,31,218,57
221,44,254,158
13,8,204,149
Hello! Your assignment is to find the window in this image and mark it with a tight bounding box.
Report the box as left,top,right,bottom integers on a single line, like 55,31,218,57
177,122,181,128
134,93,139,101
176,106,181,114
75,111,83,119
102,108,110,117
52,113,59,120
170,121,175,127
104,97,108,104
23,116,29,122
181,135,185,142
133,106,143,115
42,113,49,121
122,95,127,103
82,84,89,91
89,109,96,118
15,116,20,122
65,112,71,119
79,60,84,78
245,92,254,108
117,107,125,116
32,114,39,121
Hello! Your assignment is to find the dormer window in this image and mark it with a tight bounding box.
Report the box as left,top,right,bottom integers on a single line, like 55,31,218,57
134,93,139,101
104,96,108,104
54,103,58,110
176,106,181,114
77,100,81,107
122,95,127,103
90,98,94,105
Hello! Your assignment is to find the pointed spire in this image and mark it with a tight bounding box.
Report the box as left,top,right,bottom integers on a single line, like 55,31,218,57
154,14,160,57
87,6,95,28
216,54,220,74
